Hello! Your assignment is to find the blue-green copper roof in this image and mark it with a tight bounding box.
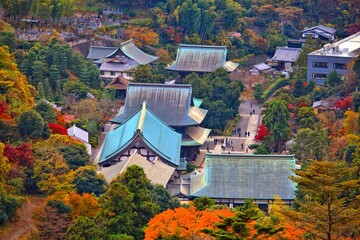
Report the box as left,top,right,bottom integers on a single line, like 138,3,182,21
190,154,297,200
193,98,203,108
99,102,182,166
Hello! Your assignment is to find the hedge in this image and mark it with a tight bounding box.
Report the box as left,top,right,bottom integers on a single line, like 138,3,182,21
260,77,289,103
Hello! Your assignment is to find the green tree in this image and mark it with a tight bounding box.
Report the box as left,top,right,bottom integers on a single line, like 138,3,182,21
55,79,62,102
149,184,180,213
280,161,360,240
18,109,44,138
99,182,135,236
325,70,342,87
43,78,54,100
31,60,44,87
253,83,264,102
35,100,56,123
291,126,329,163
73,166,107,196
262,99,290,152
58,144,89,170
297,107,318,129
49,65,61,89
116,165,159,239
192,196,215,211
353,92,360,112
67,216,104,240
292,79,307,98
37,82,46,100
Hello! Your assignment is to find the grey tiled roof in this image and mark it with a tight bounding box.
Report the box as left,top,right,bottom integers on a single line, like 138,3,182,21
119,39,158,64
86,46,117,60
271,47,301,62
302,25,336,35
87,39,158,64
190,154,297,200
111,83,207,127
167,44,238,72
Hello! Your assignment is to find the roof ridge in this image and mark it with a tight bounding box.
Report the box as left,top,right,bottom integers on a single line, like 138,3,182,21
137,101,147,131
128,82,192,88
179,44,227,49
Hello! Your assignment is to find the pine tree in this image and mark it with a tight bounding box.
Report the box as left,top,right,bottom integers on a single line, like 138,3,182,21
280,161,360,240
37,82,45,100
79,66,90,85
31,60,44,87
54,79,62,102
49,65,60,90
59,50,68,78
43,78,54,100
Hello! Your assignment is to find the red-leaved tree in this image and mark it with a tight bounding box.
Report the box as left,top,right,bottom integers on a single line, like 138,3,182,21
4,143,34,167
48,123,68,135
335,96,352,111
254,124,270,142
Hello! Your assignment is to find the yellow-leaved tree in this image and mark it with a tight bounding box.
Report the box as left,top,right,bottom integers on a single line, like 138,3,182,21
0,46,35,119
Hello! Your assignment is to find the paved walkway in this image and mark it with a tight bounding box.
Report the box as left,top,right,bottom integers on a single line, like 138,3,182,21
198,99,262,165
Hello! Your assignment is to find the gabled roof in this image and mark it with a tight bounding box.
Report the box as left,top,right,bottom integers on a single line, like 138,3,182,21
86,46,118,60
105,76,128,90
302,25,336,35
111,83,207,127
190,154,297,200
271,47,301,62
99,102,182,166
100,152,175,186
87,39,158,65
167,44,238,72
119,39,158,65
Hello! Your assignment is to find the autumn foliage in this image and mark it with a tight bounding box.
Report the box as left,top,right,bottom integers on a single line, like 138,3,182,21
335,96,353,110
4,143,34,167
124,26,159,47
145,206,235,239
48,122,68,135
254,124,270,141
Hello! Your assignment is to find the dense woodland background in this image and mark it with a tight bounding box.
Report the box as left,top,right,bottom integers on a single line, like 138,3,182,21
0,0,360,239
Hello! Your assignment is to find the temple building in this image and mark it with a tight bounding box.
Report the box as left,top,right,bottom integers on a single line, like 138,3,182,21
166,44,238,77
167,154,297,209
86,39,158,81
96,102,182,184
104,74,128,99
111,83,211,160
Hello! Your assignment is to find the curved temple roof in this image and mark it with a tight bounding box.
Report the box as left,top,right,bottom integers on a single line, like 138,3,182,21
167,44,238,72
111,83,208,127
86,39,158,65
99,102,182,166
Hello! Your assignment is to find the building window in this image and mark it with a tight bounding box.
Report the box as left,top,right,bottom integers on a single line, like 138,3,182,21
333,63,347,70
312,73,327,79
313,62,328,68
100,71,104,75
110,71,116,76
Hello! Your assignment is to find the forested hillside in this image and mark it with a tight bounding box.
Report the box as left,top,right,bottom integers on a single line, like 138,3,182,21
0,0,360,239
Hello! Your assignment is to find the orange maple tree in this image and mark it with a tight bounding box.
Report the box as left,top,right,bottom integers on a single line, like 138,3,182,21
145,206,234,240
124,26,159,47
